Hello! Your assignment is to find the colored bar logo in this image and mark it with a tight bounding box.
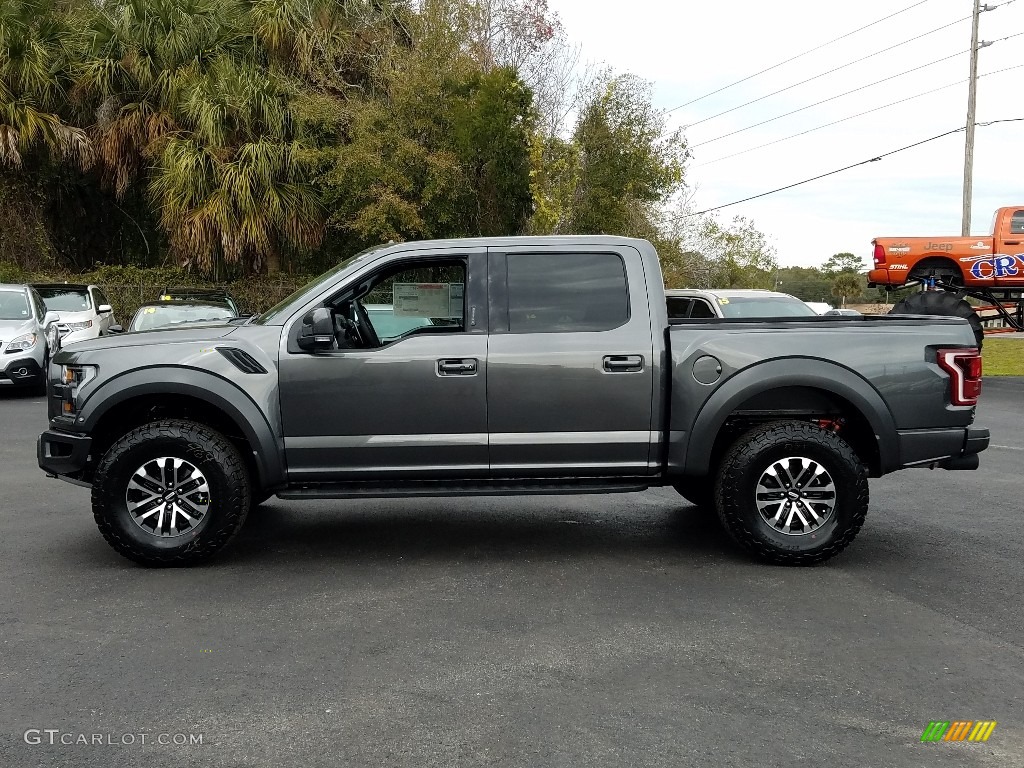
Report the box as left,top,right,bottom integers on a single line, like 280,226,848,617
921,721,997,742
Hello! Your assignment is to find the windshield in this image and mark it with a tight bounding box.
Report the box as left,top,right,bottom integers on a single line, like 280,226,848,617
0,289,31,321
253,245,389,324
718,297,818,318
129,305,234,332
36,288,91,313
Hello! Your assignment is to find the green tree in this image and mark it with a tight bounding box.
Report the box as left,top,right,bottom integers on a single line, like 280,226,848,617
831,272,864,307
567,72,687,236
822,251,865,276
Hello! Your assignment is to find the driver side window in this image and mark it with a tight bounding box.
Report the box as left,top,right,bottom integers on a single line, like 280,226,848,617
331,259,467,349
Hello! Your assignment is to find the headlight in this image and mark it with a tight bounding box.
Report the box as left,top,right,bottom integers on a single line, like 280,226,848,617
4,332,36,353
61,365,96,387
63,320,93,331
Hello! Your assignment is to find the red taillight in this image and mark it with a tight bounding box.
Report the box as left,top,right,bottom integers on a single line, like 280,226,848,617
937,348,982,406
873,242,886,266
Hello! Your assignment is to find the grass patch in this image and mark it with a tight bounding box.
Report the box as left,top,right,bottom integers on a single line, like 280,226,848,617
983,338,1024,376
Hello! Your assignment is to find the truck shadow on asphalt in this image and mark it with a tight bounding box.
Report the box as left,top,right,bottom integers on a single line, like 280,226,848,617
225,499,744,566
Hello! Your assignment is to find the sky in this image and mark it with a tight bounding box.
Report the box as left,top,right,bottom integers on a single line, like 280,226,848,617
549,0,1024,267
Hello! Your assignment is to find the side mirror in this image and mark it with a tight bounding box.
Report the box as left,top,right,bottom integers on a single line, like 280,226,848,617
108,325,124,334
43,311,60,327
43,312,61,353
297,307,335,351
98,304,113,314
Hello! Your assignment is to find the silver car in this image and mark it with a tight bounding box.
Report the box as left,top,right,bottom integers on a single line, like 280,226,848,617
0,284,59,390
666,288,819,319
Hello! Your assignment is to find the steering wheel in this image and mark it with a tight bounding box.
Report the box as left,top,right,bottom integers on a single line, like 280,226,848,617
349,300,380,348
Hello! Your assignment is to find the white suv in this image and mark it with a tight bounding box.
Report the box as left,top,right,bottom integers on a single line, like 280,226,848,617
32,284,117,344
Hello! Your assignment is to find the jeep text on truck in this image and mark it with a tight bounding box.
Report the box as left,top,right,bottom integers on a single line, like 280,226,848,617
871,206,1024,341
37,236,989,567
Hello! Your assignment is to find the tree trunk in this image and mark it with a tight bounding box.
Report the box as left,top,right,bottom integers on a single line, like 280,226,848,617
266,245,281,275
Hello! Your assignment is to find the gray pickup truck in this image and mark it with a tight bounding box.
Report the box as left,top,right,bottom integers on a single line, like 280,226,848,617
38,236,989,567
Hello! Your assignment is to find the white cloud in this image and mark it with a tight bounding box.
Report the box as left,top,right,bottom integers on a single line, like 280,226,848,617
550,0,1024,266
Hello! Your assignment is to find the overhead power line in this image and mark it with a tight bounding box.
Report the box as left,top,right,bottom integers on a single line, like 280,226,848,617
695,62,1024,167
682,13,971,130
666,0,935,113
690,48,969,148
680,119,1023,218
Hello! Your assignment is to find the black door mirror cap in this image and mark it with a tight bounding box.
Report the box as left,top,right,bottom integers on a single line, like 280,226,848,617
297,307,335,351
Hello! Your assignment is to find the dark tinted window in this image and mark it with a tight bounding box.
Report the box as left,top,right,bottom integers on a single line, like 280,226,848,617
36,287,91,312
507,253,628,333
666,297,692,319
689,300,716,318
1011,210,1024,235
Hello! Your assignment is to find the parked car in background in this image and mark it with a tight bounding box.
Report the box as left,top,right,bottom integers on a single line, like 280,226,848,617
0,284,58,391
666,289,819,319
159,287,241,316
33,283,117,344
825,308,862,317
804,301,833,315
118,300,237,333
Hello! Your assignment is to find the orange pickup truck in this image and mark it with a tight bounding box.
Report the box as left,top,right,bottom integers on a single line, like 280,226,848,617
869,206,1024,287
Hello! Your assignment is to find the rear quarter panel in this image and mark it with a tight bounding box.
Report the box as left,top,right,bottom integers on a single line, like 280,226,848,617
666,316,979,474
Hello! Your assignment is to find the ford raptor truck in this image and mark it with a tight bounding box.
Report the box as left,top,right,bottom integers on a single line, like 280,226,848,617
871,206,1024,342
37,236,989,567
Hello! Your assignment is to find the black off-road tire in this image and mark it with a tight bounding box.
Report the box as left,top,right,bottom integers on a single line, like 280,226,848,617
714,421,869,566
92,420,250,567
889,290,983,348
672,479,715,509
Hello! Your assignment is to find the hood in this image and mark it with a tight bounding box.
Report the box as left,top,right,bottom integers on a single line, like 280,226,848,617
61,324,238,353
0,317,34,338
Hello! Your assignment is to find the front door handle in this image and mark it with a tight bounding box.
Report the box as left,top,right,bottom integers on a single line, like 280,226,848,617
603,355,644,373
1005,240,1021,246
437,358,478,376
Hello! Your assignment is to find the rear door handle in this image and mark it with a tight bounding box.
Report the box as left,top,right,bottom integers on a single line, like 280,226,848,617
437,358,478,376
603,355,644,373
1005,240,1021,245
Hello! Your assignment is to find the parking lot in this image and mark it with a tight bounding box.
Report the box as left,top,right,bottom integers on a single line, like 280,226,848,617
1,380,1022,767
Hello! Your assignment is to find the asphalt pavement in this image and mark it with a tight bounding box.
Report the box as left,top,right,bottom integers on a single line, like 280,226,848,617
1,380,1022,767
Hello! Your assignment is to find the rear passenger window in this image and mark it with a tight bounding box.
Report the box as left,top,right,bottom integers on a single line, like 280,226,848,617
1011,210,1024,235
506,253,629,333
689,300,715,318
666,297,692,319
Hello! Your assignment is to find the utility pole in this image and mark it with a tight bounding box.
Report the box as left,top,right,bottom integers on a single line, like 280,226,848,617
962,1,995,236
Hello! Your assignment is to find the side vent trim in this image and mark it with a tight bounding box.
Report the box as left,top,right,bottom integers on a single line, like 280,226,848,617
216,347,268,375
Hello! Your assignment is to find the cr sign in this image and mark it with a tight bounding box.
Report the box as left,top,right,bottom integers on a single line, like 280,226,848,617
969,254,1023,280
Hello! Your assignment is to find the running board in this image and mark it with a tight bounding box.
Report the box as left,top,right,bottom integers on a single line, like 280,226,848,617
277,477,652,500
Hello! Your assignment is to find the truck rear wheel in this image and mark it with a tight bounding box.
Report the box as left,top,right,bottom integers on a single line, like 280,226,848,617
714,421,868,565
91,419,251,567
889,290,983,348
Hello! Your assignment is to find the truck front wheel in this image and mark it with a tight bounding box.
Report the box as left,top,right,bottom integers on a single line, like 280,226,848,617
91,419,251,567
714,421,868,565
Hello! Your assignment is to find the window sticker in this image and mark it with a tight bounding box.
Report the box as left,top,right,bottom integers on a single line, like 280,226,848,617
393,283,452,317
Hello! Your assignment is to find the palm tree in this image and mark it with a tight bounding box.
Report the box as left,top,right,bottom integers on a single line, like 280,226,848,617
0,0,92,169
77,0,323,273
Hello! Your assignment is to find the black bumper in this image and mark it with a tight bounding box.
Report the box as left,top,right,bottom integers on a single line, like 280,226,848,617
38,429,92,480
898,426,990,470
0,357,43,385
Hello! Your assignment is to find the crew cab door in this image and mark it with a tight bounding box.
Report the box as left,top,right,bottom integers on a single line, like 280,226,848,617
485,245,657,476
995,209,1024,284
278,248,488,481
